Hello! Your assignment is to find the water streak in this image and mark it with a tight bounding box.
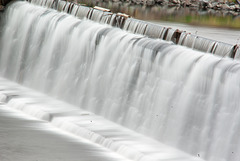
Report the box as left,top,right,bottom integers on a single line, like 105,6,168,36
1,2,240,161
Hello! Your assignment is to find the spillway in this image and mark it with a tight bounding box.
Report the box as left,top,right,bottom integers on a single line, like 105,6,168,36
0,1,240,161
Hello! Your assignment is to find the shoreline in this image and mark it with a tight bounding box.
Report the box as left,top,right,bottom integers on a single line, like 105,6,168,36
73,0,240,29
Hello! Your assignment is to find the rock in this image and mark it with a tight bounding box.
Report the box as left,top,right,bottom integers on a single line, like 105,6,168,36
229,5,236,10
207,2,213,8
181,0,191,7
185,0,191,5
235,4,240,9
218,0,224,3
237,0,240,5
190,3,198,7
212,2,222,9
221,3,230,10
0,0,12,6
134,0,141,4
146,0,155,5
172,0,180,4
0,5,4,11
230,4,240,11
217,4,222,9
161,1,169,5
155,0,165,4
200,0,210,9
168,2,176,7
212,2,218,6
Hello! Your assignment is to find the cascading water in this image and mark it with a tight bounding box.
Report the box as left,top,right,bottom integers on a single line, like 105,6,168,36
1,2,240,161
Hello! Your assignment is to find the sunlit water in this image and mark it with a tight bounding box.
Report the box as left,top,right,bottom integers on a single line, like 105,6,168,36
0,2,240,161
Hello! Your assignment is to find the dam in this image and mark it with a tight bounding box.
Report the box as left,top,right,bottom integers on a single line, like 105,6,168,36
0,1,240,161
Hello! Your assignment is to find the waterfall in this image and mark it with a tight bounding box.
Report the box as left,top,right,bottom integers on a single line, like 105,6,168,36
27,0,239,58
1,2,240,161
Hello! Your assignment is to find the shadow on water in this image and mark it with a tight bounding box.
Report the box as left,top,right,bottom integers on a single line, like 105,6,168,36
72,0,240,29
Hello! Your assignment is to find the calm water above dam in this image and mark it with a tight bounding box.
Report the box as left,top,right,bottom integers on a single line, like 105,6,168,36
152,21,240,45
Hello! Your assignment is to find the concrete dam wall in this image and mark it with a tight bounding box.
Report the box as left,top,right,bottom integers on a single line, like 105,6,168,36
0,1,240,161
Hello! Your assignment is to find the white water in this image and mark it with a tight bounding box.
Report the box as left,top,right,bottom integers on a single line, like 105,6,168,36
1,2,240,161
0,77,203,161
0,103,132,161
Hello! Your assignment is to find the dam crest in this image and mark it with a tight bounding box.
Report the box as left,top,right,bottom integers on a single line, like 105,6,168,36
0,1,240,161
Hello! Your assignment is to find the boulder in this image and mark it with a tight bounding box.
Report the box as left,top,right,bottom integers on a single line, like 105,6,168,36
200,0,210,9
207,2,213,8
221,3,230,10
189,3,198,7
229,5,236,10
172,0,181,4
146,0,155,5
181,0,191,7
235,4,240,10
237,0,240,5
218,0,224,3
212,2,221,9
155,0,166,4
185,0,191,6
0,5,4,11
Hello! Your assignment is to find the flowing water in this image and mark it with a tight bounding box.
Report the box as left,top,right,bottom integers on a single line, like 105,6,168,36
1,2,240,161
